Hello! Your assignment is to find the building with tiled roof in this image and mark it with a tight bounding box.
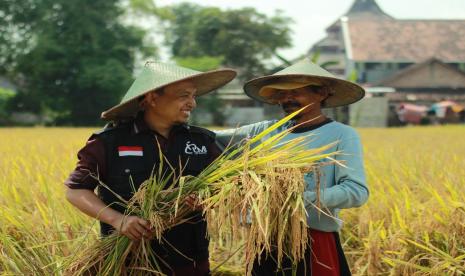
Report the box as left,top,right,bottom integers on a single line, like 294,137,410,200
308,0,465,126
347,19,465,83
376,58,465,94
348,20,465,63
210,0,465,126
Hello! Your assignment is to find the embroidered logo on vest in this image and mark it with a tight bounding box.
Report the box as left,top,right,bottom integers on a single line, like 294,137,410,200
184,141,207,155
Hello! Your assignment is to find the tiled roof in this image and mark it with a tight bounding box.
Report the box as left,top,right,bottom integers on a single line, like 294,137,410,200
376,58,465,88
346,19,465,62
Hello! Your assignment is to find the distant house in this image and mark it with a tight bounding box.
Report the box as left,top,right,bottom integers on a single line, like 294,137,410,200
345,19,465,84
308,0,465,126
194,79,269,126
210,77,283,126
212,0,465,127
377,58,465,104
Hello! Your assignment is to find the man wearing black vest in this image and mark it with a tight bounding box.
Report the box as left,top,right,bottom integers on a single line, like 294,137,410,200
64,62,236,275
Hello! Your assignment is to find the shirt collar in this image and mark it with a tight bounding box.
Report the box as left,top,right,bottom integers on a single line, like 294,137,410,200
290,118,333,133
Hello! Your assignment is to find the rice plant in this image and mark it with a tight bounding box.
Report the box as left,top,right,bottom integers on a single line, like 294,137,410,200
1,125,464,275
64,108,337,275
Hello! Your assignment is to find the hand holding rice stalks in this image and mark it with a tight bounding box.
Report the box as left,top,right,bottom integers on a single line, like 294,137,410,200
66,107,337,275
197,114,337,274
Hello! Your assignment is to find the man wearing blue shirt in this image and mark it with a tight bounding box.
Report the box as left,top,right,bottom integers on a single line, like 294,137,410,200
215,58,369,276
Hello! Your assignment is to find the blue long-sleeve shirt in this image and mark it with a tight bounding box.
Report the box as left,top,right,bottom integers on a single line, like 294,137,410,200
214,119,368,232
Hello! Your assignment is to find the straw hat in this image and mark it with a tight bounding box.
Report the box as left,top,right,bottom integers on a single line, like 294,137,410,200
243,58,365,108
101,62,237,120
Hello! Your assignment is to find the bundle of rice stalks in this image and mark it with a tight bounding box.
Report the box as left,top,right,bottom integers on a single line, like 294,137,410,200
65,108,337,275
197,118,337,274
66,157,202,275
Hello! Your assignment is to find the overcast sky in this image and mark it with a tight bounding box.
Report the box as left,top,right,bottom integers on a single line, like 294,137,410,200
157,0,465,60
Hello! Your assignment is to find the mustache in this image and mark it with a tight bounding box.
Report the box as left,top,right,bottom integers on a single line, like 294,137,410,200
281,102,302,110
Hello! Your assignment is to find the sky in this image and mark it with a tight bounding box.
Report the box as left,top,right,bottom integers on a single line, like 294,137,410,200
157,0,465,61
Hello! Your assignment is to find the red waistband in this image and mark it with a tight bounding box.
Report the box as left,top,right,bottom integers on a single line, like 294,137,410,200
309,229,341,276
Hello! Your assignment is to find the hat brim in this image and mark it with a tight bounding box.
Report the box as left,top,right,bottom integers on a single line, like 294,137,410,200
258,81,321,98
244,74,365,108
101,69,236,120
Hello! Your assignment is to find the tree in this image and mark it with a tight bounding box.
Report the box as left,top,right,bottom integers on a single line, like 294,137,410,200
0,0,46,75
1,0,153,125
162,3,293,80
0,87,14,124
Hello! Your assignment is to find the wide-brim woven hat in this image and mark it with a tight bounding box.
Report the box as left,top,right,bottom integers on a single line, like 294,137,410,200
243,58,365,108
101,62,237,120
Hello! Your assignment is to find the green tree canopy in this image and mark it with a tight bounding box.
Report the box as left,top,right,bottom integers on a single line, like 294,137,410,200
162,3,293,80
0,0,45,75
1,0,154,125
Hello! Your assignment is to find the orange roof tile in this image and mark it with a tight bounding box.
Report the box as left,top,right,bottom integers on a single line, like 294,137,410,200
346,19,465,62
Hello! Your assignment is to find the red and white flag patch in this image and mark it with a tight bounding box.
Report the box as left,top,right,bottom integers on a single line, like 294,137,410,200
118,146,143,157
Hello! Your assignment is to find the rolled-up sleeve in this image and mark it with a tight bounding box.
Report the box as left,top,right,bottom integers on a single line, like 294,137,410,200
64,137,106,190
214,121,273,150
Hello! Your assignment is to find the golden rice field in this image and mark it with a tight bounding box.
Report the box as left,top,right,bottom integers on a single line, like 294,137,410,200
0,125,464,275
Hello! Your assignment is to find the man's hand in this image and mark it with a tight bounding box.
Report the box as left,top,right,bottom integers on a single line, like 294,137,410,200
65,188,154,241
111,215,153,241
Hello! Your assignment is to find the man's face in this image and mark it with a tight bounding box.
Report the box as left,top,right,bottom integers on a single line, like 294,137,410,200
147,81,197,124
269,86,328,117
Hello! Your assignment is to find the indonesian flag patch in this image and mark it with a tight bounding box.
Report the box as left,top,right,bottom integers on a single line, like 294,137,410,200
118,146,143,157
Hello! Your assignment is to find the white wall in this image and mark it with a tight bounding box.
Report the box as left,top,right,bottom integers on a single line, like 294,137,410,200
350,96,389,127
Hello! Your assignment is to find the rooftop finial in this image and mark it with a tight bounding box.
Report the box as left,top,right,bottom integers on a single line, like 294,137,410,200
346,0,392,18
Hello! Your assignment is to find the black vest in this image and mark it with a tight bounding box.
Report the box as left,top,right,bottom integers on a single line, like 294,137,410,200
93,121,216,266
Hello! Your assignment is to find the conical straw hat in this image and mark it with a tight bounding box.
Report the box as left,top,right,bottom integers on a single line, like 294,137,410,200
243,58,364,108
101,61,237,120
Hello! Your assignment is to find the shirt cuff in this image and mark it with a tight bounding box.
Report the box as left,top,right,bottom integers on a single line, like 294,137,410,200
64,173,99,190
